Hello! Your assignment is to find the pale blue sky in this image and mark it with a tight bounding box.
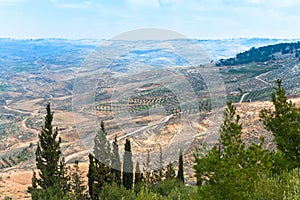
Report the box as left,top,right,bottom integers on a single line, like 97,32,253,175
1,0,300,39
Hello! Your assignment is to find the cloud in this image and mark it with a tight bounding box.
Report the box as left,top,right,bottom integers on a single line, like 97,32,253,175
247,0,264,3
52,0,94,9
56,3,89,9
246,0,300,7
0,0,22,2
0,0,24,6
271,0,300,7
124,0,160,9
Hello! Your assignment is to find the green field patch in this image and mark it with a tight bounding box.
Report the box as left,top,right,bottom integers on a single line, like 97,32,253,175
0,84,9,92
9,64,41,73
226,64,270,77
244,87,274,101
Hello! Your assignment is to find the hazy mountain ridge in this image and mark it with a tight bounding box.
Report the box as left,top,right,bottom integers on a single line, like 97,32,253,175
0,38,297,73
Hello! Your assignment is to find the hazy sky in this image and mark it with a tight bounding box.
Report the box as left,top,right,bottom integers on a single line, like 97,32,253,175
1,0,300,39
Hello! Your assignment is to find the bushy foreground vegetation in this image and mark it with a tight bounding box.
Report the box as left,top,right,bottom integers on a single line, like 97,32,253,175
27,80,300,199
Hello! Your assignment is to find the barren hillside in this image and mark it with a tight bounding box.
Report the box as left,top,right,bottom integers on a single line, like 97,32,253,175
0,97,298,199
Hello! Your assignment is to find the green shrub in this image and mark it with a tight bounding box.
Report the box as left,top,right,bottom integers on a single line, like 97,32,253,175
149,179,199,200
136,187,167,200
249,168,300,200
168,185,199,200
150,179,182,197
30,184,73,200
98,182,136,200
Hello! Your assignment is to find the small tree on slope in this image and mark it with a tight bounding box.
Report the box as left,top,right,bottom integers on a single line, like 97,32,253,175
177,148,184,183
123,139,133,189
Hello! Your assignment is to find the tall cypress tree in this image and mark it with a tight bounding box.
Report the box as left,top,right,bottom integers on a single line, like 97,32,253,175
29,103,69,198
87,154,96,199
159,145,163,178
123,139,133,189
134,162,142,186
94,121,112,187
88,121,112,199
111,136,121,184
94,121,111,166
35,103,62,189
177,148,184,183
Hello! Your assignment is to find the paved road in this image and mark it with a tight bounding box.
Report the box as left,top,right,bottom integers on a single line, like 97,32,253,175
239,93,249,103
117,114,173,141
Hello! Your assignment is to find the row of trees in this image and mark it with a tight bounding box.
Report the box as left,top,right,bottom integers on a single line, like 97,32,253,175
216,41,300,66
28,105,184,199
27,80,300,199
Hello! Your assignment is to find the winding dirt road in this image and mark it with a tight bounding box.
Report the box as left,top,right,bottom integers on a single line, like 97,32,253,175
255,71,272,86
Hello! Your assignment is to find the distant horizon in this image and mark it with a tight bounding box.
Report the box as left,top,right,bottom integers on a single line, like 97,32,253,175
1,37,300,41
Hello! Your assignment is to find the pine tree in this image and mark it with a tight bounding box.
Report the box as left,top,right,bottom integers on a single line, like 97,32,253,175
165,163,175,180
70,160,88,200
123,139,133,189
29,103,69,198
111,136,121,184
194,101,272,199
94,121,111,166
177,148,184,183
260,79,300,170
87,121,112,199
35,103,62,189
58,158,71,194
217,102,261,198
27,171,38,200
